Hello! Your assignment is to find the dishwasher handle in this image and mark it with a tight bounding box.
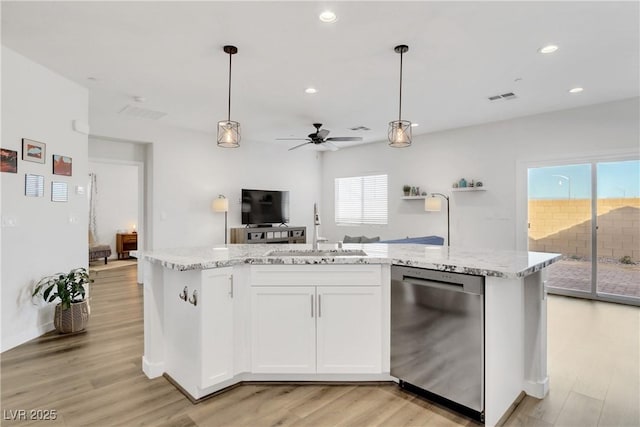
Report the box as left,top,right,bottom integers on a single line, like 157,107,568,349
401,277,483,296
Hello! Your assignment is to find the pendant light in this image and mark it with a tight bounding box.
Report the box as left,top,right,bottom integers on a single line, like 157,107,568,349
217,45,240,148
388,44,412,148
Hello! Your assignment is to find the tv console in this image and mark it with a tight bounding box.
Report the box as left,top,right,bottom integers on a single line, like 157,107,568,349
230,226,306,244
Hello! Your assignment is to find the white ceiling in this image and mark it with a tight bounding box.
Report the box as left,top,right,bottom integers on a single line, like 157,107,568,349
2,1,639,149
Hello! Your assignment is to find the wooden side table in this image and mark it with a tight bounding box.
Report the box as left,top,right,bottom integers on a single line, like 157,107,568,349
116,233,138,259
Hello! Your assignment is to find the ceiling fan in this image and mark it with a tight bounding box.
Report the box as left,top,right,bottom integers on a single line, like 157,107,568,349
276,123,363,151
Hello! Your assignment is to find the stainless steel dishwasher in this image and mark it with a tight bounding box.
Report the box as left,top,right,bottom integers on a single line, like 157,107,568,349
391,266,485,422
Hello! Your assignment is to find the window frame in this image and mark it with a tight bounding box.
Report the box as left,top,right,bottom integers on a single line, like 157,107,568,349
334,174,388,226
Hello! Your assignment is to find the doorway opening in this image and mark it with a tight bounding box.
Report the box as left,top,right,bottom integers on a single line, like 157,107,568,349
88,135,151,283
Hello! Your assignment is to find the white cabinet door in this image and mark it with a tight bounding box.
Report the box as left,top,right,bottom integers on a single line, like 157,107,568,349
251,286,316,374
164,270,201,389
200,268,234,389
316,286,382,374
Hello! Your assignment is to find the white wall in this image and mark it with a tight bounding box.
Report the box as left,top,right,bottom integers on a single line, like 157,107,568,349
89,116,322,251
88,160,139,256
1,47,89,351
89,136,147,163
321,98,640,250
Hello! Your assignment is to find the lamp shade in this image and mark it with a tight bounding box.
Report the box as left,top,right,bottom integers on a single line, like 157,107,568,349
212,196,229,213
425,197,442,212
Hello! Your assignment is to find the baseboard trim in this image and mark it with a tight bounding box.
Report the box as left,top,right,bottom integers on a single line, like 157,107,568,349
1,322,53,353
524,377,549,398
142,356,164,378
163,373,396,405
495,391,526,426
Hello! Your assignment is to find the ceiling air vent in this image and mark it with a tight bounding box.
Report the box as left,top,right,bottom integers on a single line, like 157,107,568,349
349,126,371,131
118,105,167,120
488,92,518,101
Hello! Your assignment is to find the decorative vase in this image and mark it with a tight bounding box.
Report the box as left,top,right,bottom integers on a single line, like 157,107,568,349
459,178,467,188
54,300,89,333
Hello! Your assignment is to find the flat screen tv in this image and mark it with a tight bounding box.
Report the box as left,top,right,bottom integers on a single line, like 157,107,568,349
241,189,290,225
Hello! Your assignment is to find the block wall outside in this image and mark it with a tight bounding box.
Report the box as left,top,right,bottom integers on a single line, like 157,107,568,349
528,198,640,261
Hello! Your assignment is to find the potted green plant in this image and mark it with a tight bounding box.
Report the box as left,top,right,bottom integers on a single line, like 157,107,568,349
32,267,92,334
403,185,411,196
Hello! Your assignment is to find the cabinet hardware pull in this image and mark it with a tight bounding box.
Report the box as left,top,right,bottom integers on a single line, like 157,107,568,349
318,294,322,317
311,295,314,318
229,275,234,298
189,289,198,306
179,286,188,301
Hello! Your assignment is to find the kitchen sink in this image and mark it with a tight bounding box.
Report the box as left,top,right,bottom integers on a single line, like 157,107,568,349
265,249,368,257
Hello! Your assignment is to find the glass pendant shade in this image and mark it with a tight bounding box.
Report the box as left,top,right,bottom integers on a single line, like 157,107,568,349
217,120,240,148
388,120,412,148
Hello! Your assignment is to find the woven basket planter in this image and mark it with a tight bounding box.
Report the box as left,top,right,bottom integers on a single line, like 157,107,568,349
54,300,89,333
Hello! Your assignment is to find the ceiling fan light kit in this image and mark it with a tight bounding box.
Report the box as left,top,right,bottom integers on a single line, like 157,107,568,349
388,44,412,148
217,45,241,148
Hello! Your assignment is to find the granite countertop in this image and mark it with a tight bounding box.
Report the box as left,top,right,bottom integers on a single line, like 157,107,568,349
138,243,560,279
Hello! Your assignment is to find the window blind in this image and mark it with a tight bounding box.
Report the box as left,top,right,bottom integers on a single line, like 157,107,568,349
335,174,388,225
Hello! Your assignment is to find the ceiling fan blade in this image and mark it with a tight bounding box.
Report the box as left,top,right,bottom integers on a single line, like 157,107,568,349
317,129,330,140
323,141,340,151
276,138,310,141
325,137,363,142
288,142,312,151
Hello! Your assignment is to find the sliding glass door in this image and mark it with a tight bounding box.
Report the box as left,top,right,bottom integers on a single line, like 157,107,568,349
528,159,639,305
596,160,640,299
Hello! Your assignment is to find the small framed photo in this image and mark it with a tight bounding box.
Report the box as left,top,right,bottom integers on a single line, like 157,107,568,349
22,139,46,164
1,148,18,173
51,181,68,202
25,174,45,197
53,154,72,176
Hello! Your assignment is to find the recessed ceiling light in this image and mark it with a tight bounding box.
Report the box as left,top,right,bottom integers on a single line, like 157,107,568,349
538,45,559,54
319,10,337,23
305,87,317,94
569,87,584,93
411,123,419,127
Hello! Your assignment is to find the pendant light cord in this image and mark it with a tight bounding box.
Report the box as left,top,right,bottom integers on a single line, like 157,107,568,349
227,51,232,122
398,49,403,121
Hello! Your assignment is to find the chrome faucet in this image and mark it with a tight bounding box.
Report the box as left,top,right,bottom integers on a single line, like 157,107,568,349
312,203,327,250
313,203,320,250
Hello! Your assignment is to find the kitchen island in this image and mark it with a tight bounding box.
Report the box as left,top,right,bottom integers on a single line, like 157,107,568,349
140,243,559,426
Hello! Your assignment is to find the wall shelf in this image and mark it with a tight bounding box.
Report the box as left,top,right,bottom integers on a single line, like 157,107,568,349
451,187,487,192
401,196,427,200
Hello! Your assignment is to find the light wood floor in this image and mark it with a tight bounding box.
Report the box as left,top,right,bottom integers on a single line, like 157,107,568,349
1,266,638,426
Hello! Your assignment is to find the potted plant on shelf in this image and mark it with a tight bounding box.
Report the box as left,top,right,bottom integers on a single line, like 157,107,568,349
403,185,411,196
32,267,92,334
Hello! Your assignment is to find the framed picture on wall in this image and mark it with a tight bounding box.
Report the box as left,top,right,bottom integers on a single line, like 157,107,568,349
1,148,18,173
22,139,46,164
52,154,72,176
25,174,45,197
